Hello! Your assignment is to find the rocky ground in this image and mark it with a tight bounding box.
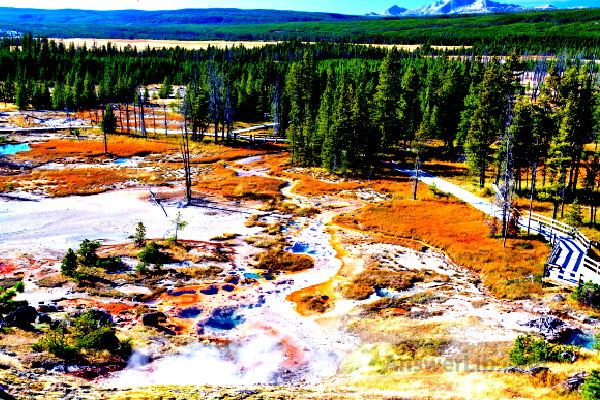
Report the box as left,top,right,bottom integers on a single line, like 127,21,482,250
1,134,599,399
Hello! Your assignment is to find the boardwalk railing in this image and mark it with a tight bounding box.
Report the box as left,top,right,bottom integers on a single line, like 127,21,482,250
524,211,600,282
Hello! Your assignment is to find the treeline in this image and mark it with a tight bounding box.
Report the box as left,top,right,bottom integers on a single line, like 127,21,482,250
1,35,599,221
3,8,600,54
284,48,600,220
0,35,395,115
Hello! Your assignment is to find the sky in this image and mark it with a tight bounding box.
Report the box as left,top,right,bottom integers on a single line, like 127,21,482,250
0,0,597,15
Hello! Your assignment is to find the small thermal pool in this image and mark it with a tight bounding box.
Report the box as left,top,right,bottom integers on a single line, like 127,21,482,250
167,289,197,297
244,272,277,280
0,143,30,155
200,285,219,295
563,329,597,349
176,307,204,319
205,308,245,331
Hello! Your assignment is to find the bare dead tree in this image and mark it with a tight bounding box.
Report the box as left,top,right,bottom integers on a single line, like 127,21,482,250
271,78,282,136
139,90,146,138
126,100,130,134
163,104,168,137
207,62,224,142
224,77,234,141
180,88,192,205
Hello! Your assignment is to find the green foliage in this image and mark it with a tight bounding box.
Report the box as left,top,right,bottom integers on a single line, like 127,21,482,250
583,369,600,400
170,211,188,242
508,334,578,366
0,283,27,315
96,255,123,271
134,221,146,247
571,281,600,308
137,241,166,268
61,248,78,278
135,262,150,275
77,239,100,268
566,198,584,228
31,323,78,360
593,334,600,353
33,309,121,359
158,76,173,99
100,104,117,134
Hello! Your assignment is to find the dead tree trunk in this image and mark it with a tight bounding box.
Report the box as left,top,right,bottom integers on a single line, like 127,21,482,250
163,104,168,138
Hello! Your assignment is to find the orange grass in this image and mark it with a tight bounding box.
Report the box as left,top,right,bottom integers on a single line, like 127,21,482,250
26,137,176,160
263,154,416,198
334,198,550,299
30,167,157,197
194,164,285,199
190,149,261,164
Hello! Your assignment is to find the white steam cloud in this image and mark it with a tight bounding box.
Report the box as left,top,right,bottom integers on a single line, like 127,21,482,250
106,335,287,387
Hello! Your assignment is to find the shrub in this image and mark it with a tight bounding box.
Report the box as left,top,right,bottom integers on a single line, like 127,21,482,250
33,309,123,359
138,241,167,267
75,326,119,351
583,369,600,400
0,282,27,315
61,248,78,277
134,221,146,247
77,239,100,268
508,334,578,366
135,262,150,275
572,281,600,308
32,324,78,360
97,255,123,271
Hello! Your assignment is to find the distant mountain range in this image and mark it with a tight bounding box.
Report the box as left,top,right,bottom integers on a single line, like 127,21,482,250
0,7,363,27
364,0,561,16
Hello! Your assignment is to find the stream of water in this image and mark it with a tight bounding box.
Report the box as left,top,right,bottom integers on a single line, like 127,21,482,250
105,156,358,386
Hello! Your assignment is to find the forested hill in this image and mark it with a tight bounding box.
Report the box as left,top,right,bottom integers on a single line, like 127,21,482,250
1,7,600,53
0,7,364,26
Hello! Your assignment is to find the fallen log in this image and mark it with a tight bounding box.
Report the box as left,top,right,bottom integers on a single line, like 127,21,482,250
551,370,589,392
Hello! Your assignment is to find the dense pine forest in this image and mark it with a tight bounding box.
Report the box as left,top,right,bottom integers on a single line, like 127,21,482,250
1,34,599,223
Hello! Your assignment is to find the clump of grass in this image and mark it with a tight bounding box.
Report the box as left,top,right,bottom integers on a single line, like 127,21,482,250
195,164,285,199
36,275,70,288
245,214,268,228
210,232,239,241
245,235,285,248
29,167,157,197
179,265,223,280
339,269,448,301
296,294,333,314
254,248,313,272
262,221,281,235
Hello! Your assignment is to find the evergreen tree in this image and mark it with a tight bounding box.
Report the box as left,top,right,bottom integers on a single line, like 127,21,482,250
316,67,335,165
61,248,78,278
158,75,173,99
4,75,14,104
101,104,117,134
398,63,422,144
464,57,507,188
14,80,28,110
286,51,317,166
51,82,65,110
134,221,146,247
566,198,583,228
82,71,96,109
373,49,401,148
